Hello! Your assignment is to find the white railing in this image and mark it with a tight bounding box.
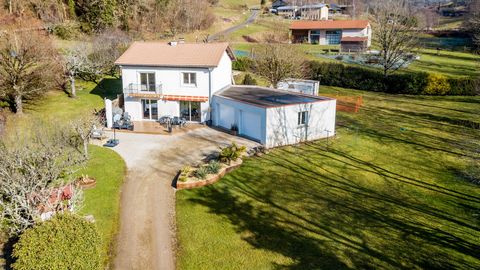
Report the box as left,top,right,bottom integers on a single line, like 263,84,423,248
124,83,162,95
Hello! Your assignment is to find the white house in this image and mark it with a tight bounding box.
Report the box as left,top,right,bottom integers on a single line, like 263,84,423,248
115,41,235,122
290,20,372,51
276,3,329,20
115,42,336,148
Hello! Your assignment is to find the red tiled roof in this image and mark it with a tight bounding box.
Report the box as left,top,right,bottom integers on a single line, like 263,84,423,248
341,36,368,42
290,20,369,30
162,95,208,102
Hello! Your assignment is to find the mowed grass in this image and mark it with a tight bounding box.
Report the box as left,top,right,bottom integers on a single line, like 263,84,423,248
409,49,480,78
176,87,480,269
79,145,126,266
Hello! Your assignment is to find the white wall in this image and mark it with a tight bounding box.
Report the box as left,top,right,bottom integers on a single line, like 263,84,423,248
265,99,336,148
119,52,232,122
124,96,143,121
320,6,329,20
210,52,233,95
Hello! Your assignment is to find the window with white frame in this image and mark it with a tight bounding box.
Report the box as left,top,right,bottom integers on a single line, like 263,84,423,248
182,72,197,86
298,111,308,126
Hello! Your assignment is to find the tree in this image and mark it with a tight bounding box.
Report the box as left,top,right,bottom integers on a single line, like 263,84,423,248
0,33,57,114
62,45,90,98
372,0,418,78
69,113,102,159
91,29,131,77
464,0,480,49
12,214,101,270
0,123,86,236
252,44,307,88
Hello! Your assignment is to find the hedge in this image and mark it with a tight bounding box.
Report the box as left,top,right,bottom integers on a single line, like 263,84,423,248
12,214,101,270
309,61,478,96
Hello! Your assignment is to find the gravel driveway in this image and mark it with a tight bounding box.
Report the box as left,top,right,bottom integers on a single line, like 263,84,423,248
110,127,258,270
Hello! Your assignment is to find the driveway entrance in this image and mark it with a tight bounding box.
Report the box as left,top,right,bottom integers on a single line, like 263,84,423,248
110,127,258,270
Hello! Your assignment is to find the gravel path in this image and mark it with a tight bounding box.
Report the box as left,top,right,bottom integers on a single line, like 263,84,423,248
110,127,258,270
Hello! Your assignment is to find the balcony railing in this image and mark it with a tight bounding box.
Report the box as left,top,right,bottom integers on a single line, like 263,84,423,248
124,83,163,96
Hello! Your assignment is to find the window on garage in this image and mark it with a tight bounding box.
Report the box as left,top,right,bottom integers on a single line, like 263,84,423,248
298,111,308,126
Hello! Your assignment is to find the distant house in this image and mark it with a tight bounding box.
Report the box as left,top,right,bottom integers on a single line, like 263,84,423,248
290,20,372,52
273,1,329,20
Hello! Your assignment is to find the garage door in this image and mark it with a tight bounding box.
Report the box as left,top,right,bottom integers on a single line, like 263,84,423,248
218,104,235,129
241,111,262,141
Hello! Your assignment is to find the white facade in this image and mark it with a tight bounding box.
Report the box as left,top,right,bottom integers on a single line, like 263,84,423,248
306,24,372,47
120,51,232,122
212,94,336,148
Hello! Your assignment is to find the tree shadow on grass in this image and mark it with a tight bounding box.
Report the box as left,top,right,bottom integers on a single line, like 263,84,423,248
90,78,122,100
187,151,480,269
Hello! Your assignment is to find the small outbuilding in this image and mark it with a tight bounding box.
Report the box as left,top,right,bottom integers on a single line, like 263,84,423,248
212,86,336,148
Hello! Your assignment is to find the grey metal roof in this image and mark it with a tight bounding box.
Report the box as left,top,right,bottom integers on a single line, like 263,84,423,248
216,86,333,108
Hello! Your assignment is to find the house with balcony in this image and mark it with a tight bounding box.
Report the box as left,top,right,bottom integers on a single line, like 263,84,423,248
290,20,372,52
114,41,235,122
114,41,336,148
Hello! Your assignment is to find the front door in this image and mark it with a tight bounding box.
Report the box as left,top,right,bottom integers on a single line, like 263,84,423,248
179,101,201,122
141,99,158,120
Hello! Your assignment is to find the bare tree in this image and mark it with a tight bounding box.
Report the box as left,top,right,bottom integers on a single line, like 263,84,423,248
372,0,418,78
0,32,57,114
252,44,307,88
62,45,90,98
464,0,480,49
69,113,101,159
0,124,86,236
91,29,132,78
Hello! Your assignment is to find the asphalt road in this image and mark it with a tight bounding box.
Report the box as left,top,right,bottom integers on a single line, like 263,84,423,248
207,9,260,42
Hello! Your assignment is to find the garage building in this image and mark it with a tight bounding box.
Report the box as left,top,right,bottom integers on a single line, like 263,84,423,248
212,86,336,148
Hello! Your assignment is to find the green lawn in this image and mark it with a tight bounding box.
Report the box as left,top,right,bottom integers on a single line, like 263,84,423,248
176,87,480,269
409,49,480,78
79,145,126,266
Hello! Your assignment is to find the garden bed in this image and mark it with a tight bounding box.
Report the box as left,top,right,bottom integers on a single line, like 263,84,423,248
175,142,247,190
176,159,243,190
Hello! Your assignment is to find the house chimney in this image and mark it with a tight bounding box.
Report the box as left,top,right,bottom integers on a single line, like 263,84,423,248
169,41,178,46
178,37,185,44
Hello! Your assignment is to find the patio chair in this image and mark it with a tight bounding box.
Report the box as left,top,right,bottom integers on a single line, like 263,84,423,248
91,125,106,140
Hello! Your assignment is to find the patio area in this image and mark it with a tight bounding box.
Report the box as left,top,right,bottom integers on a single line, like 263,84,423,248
120,121,205,135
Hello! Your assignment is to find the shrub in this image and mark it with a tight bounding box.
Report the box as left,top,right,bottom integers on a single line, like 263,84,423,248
12,214,101,270
232,57,253,71
447,78,478,96
51,22,80,40
219,142,247,164
178,166,191,182
242,73,257,85
423,73,451,95
206,160,221,174
195,166,208,180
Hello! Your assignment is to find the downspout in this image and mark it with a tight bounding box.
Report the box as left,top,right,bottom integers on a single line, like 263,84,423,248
208,67,213,123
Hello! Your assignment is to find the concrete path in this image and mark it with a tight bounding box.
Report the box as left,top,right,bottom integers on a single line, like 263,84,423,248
111,127,258,270
207,9,260,42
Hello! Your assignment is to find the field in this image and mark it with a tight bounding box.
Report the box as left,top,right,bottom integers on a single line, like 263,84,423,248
176,86,480,269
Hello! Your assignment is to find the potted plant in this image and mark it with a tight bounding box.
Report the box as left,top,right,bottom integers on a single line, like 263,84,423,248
230,124,238,136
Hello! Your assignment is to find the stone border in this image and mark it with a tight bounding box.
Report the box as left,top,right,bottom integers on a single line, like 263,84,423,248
175,159,243,190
